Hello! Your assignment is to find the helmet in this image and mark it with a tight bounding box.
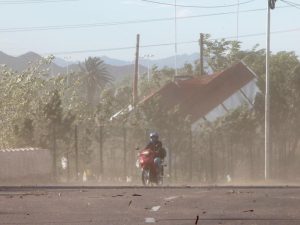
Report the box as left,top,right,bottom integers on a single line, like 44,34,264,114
150,132,159,142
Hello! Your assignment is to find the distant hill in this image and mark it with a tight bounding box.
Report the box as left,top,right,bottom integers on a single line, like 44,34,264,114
100,53,201,69
0,51,147,81
0,51,70,76
0,51,210,81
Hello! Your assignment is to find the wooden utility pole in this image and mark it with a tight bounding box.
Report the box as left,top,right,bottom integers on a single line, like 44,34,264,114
199,33,204,76
133,34,140,106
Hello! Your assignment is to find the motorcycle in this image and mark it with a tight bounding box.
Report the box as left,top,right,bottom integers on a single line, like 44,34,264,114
136,148,163,186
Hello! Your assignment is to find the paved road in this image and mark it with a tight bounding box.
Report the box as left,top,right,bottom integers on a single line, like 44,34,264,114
0,186,300,225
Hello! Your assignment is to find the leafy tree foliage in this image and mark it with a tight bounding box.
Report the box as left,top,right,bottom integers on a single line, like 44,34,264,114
79,57,113,108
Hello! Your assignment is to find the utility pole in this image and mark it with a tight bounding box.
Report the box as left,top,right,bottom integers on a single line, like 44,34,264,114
199,33,204,76
133,34,140,106
265,0,276,180
237,0,240,40
145,54,154,81
174,0,178,78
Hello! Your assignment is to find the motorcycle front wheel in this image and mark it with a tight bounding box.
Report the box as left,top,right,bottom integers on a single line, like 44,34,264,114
141,169,151,186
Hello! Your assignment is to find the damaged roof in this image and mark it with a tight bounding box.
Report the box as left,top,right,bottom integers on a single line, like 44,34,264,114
140,61,256,123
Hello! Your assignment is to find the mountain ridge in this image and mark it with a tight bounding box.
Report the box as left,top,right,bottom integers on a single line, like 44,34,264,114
0,51,203,81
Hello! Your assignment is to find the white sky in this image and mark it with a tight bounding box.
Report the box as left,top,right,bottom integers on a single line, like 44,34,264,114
0,0,299,61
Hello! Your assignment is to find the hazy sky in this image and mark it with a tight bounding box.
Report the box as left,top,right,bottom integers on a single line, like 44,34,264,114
0,0,299,61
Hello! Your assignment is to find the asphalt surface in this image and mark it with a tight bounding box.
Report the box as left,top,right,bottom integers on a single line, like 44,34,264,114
0,186,300,225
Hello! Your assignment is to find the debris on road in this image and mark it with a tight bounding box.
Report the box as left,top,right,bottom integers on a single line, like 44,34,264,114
145,217,156,223
112,194,124,197
195,215,199,224
164,196,179,201
243,209,254,213
132,193,142,197
150,206,161,212
227,190,239,194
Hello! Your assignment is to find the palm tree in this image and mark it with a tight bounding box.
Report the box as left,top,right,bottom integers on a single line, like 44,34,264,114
79,57,113,107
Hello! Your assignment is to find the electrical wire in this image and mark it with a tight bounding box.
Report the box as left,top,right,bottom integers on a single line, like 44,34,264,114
0,6,292,33
45,27,300,55
140,0,255,9
0,0,78,4
281,0,300,10
283,0,300,6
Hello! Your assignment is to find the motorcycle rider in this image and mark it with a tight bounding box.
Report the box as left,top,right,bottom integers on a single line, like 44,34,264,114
146,132,166,176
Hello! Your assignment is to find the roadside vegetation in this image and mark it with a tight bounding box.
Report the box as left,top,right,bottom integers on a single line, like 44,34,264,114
1,36,299,183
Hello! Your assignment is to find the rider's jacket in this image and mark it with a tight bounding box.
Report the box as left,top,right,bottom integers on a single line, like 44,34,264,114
146,140,166,159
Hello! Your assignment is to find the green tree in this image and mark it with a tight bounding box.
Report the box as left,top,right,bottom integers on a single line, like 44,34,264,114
79,57,113,108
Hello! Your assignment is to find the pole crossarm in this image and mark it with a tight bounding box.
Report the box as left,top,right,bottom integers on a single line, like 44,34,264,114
269,0,277,9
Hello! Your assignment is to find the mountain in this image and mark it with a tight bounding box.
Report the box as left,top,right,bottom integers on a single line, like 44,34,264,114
0,51,147,81
0,51,208,81
101,53,200,69
100,56,130,67
101,53,213,74
0,51,42,71
0,51,65,76
53,57,79,67
141,53,200,69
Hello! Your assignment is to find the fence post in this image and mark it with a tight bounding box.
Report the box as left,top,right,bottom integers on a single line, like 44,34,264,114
189,128,193,181
99,125,104,179
209,132,214,183
167,131,172,183
74,125,79,180
123,125,127,179
66,151,70,182
52,124,57,181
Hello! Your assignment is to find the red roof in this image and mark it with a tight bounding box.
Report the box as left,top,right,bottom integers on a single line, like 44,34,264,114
140,62,256,123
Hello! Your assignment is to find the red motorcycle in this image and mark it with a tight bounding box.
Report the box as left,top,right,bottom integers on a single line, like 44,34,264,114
136,148,163,186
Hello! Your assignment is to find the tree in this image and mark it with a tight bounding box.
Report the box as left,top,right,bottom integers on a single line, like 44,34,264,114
195,34,249,73
79,57,113,108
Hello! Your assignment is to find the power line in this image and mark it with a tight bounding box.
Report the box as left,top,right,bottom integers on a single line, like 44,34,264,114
0,0,78,4
0,6,292,33
281,0,300,6
281,0,300,10
45,27,300,55
140,0,256,8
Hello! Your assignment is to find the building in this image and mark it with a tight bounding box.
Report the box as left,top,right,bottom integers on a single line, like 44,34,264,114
0,148,52,183
140,61,258,130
